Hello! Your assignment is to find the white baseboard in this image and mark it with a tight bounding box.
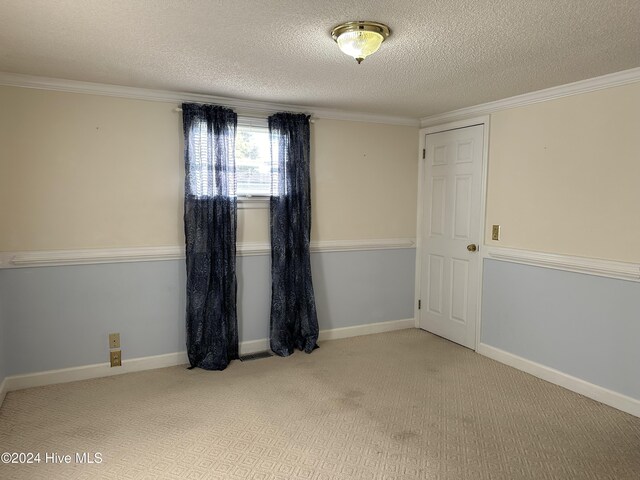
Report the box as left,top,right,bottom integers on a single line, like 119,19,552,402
240,339,269,356
319,318,415,341
239,318,414,354
0,319,414,407
4,351,189,394
477,343,640,418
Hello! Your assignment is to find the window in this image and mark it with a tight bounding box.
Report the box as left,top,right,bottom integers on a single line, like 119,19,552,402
236,119,273,199
186,116,273,204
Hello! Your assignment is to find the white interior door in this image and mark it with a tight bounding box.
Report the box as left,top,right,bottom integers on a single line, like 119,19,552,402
419,124,484,349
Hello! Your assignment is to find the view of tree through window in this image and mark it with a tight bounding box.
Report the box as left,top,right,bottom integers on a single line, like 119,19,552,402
236,125,272,197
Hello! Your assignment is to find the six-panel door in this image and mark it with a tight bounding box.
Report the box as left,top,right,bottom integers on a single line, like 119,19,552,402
420,125,484,349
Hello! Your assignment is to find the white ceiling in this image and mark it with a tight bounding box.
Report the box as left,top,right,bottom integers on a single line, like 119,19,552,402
1,0,638,120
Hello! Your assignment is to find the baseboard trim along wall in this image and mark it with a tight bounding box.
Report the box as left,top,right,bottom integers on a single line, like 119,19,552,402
477,343,640,418
4,351,189,393
0,239,416,269
0,319,414,406
320,318,415,341
485,246,640,282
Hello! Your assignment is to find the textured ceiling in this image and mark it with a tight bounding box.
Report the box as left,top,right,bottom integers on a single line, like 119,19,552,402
0,0,639,119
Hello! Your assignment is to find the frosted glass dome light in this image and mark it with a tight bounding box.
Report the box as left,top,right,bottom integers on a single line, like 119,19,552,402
331,21,391,64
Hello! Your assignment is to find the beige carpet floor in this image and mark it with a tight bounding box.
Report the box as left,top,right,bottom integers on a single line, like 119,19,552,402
1,329,639,479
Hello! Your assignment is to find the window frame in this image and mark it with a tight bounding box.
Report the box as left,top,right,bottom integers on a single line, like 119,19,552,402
236,116,271,209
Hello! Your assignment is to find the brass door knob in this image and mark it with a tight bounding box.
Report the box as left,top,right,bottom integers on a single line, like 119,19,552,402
467,244,477,252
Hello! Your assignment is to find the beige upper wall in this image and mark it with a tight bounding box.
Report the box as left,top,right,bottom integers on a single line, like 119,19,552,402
0,87,183,251
311,119,418,241
242,119,419,243
0,86,418,252
485,81,640,263
4,78,637,262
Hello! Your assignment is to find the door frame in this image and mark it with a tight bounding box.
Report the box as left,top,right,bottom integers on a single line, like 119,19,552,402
413,115,490,351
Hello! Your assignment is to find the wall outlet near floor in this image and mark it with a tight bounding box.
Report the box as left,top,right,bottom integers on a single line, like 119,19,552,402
108,333,120,349
110,350,122,367
492,224,501,241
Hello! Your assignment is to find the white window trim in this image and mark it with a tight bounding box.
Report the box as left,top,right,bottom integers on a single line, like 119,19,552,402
237,195,269,209
237,115,269,129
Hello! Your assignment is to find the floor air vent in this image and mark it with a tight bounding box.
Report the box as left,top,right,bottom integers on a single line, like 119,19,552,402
239,351,273,362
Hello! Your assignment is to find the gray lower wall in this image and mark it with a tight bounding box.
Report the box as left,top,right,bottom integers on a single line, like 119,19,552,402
0,248,415,377
0,290,6,386
481,258,640,401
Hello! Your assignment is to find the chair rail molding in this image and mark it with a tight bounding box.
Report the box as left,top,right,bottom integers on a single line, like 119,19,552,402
485,246,640,282
0,238,416,269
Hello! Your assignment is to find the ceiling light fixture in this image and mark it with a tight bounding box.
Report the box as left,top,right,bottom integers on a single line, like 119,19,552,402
331,21,391,64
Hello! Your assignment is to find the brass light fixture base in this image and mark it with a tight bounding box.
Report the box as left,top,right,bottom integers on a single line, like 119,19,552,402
331,21,391,42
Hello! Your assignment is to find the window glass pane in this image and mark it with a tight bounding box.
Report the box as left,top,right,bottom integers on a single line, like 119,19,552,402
236,125,272,196
189,120,215,197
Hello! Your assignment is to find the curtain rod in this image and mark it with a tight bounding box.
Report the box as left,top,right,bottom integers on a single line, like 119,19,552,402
173,107,315,123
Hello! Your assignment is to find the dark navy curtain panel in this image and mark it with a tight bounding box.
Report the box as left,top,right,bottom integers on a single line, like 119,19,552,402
269,112,319,356
182,103,238,370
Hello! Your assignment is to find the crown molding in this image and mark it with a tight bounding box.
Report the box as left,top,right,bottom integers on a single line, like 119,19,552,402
3,68,638,129
420,67,640,127
0,238,415,269
0,71,419,127
485,246,640,283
